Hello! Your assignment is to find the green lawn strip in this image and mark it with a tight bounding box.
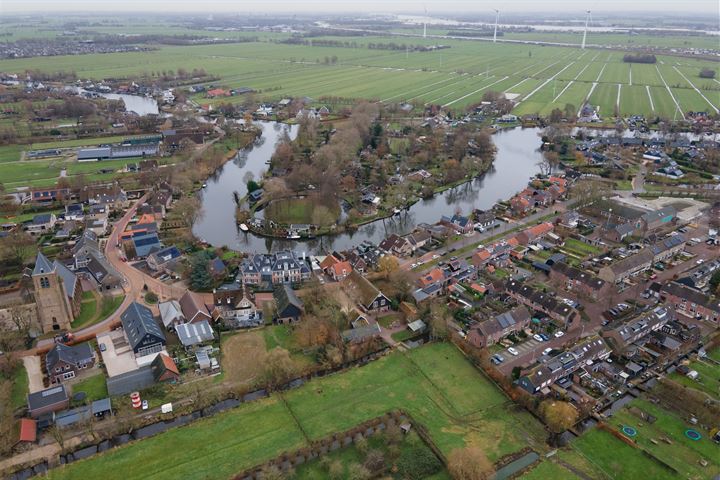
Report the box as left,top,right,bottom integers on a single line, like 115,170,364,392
10,365,29,410
519,459,579,480
46,398,307,480
263,197,340,226
72,292,99,329
562,238,602,256
669,359,720,400
96,294,126,322
72,373,109,402
263,324,296,351
572,428,679,480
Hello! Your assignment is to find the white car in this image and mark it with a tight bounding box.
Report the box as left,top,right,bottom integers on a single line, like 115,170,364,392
533,334,544,342
542,347,553,356
507,347,519,356
411,263,418,268
141,400,149,410
554,330,565,338
432,254,440,259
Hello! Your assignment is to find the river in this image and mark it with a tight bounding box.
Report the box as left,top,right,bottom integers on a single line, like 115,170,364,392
193,123,546,254
100,93,159,116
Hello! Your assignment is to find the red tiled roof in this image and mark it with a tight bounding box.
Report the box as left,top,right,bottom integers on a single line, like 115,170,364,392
158,353,180,376
319,255,339,270
331,261,352,277
18,418,36,443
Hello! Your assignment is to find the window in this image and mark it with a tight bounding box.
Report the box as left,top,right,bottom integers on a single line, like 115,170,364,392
40,277,50,288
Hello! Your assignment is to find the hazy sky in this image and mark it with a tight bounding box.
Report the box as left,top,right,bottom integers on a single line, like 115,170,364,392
2,0,719,14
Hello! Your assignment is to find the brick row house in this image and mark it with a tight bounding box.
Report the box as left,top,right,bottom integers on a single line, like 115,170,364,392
660,282,720,324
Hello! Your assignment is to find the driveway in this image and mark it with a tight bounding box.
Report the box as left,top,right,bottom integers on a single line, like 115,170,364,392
22,355,44,393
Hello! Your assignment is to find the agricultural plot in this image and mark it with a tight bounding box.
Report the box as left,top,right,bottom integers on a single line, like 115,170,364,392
588,83,620,117
46,343,548,480
620,85,654,117
572,428,678,480
610,399,720,479
0,36,717,118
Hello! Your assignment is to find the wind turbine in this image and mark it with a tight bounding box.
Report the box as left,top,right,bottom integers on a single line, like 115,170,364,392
493,9,500,44
423,5,428,39
581,10,591,49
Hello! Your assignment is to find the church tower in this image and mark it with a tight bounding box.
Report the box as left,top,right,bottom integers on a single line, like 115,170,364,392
32,253,73,333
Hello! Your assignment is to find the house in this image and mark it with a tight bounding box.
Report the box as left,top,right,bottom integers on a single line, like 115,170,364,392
342,271,391,313
473,210,497,229
213,284,262,328
72,230,122,290
147,246,182,272
660,282,719,324
379,234,412,257
418,268,446,288
158,300,185,330
412,282,444,303
549,262,609,301
516,337,610,394
179,290,212,324
605,222,637,243
176,320,215,348
598,249,654,284
208,257,227,279
65,204,84,221
46,343,96,384
15,418,37,444
329,261,353,281
27,213,57,235
440,214,473,234
30,187,72,204
405,230,432,251
516,222,554,246
601,306,671,354
467,306,531,348
238,251,311,285
27,385,69,418
130,232,161,258
649,234,685,262
505,280,578,327
342,323,381,344
150,353,181,383
120,302,166,358
274,284,304,323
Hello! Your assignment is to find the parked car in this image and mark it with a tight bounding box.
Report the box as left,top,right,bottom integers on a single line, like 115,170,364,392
539,333,550,342
507,347,519,356
554,331,565,338
542,347,553,356
533,334,544,342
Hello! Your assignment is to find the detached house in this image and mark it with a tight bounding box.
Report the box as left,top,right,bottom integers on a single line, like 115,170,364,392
342,271,391,314
379,234,412,257
120,302,166,358
274,284,304,323
46,343,96,384
179,290,212,324
440,214,473,234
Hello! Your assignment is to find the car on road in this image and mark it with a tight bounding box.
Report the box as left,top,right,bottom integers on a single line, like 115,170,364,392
411,263,418,268
542,347,553,356
432,254,439,259
554,331,565,338
696,259,704,265
507,347,519,356
491,354,505,365
533,334,544,342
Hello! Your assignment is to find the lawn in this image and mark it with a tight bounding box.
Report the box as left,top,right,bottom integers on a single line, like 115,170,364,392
609,398,720,479
220,331,268,387
562,238,602,257
10,365,29,410
520,459,578,480
263,196,340,227
669,355,720,400
572,428,679,480
72,373,108,402
46,343,547,480
72,292,99,329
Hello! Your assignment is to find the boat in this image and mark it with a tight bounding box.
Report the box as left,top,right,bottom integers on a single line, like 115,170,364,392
202,183,207,188
287,231,301,239
393,208,401,215
239,223,249,232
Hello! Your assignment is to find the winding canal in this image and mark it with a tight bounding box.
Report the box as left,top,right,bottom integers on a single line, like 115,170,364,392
193,123,547,254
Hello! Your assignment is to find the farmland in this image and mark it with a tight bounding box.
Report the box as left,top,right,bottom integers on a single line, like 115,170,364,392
45,343,551,480
0,33,717,119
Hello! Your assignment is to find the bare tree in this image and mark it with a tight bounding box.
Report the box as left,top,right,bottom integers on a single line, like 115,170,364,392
447,446,494,480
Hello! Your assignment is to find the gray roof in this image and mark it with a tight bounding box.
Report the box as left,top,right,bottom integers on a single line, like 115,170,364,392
342,323,381,342
46,343,94,372
32,213,53,225
53,260,78,298
33,252,55,276
106,366,155,396
78,147,111,160
120,302,165,352
91,398,112,414
27,385,68,412
55,405,93,428
159,300,184,328
176,320,215,347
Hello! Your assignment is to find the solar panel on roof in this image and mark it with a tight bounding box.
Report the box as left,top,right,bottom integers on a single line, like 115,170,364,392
42,386,64,397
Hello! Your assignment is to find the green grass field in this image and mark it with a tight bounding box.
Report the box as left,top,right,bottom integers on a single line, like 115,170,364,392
0,35,716,119
572,428,678,480
46,343,547,480
609,398,720,479
263,197,340,226
669,351,720,400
